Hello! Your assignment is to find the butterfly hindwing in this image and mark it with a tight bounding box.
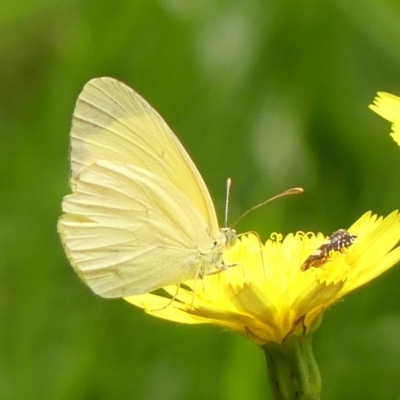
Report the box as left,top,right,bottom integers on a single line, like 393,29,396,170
59,160,219,297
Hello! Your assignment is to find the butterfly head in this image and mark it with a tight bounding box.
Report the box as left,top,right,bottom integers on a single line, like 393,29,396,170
221,227,238,249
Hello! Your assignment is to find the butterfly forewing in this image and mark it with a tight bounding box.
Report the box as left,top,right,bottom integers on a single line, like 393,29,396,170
70,77,218,231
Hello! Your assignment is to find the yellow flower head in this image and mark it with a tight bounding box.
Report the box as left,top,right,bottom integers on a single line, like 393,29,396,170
370,92,400,146
125,211,400,345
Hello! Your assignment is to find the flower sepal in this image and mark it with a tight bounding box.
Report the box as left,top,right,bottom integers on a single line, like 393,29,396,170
263,319,322,400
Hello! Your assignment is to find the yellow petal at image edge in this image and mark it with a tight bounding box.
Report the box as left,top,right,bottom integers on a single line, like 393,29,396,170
369,92,400,146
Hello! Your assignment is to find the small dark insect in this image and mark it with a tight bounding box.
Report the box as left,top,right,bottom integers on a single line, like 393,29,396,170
301,229,357,271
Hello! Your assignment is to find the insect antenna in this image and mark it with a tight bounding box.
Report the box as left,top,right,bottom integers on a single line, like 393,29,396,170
224,178,232,228
232,187,304,228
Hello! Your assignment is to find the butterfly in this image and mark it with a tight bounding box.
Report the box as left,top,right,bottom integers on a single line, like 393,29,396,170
301,229,357,271
58,77,237,297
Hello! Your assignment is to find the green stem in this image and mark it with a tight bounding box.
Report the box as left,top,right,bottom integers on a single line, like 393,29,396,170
262,333,321,400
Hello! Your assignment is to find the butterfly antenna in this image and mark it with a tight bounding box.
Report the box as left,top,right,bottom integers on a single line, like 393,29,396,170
232,187,304,228
224,178,232,227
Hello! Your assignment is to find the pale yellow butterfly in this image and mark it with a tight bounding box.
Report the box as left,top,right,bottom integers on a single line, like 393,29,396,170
58,77,237,297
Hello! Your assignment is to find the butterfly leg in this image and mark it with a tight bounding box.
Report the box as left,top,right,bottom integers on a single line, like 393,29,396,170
149,284,181,311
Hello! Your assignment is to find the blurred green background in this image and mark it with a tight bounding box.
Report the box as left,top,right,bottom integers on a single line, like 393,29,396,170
2,1,400,399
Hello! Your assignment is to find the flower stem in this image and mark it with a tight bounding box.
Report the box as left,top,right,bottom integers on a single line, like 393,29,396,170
262,333,321,400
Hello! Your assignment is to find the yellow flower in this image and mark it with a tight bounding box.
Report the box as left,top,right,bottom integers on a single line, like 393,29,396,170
369,92,400,146
125,211,400,345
